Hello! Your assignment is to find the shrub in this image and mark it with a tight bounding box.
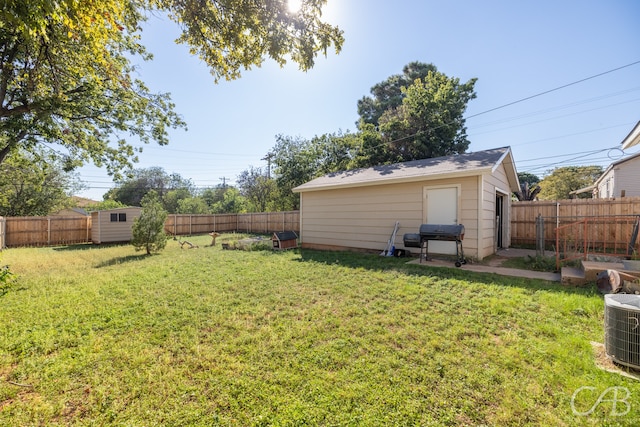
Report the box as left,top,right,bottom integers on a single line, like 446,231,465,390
132,191,168,255
0,263,15,296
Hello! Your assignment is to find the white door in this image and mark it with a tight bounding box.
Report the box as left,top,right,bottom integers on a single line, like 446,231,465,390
424,186,459,255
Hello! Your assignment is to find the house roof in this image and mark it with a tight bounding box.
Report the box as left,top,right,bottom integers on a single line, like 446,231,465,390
293,146,520,193
621,121,640,150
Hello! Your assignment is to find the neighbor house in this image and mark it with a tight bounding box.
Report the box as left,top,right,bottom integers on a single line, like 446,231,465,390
91,207,142,244
591,151,640,199
621,120,640,150
572,121,640,198
292,146,520,261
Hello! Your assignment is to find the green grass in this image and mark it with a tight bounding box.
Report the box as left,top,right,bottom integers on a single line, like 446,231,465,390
0,234,637,426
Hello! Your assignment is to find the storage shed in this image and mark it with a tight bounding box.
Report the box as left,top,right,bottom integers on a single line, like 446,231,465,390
292,147,520,261
91,207,142,244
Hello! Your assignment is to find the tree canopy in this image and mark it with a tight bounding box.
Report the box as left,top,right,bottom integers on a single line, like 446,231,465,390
537,166,602,200
0,0,343,178
357,62,438,127
0,149,82,216
105,167,195,211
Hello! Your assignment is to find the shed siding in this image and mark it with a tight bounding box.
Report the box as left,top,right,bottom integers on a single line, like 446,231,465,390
299,176,480,257
480,163,512,259
91,208,141,244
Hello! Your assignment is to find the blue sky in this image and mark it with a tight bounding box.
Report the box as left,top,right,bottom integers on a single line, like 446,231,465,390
77,0,640,200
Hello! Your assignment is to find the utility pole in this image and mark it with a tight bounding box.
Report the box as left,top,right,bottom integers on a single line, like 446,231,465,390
262,152,274,179
219,177,228,188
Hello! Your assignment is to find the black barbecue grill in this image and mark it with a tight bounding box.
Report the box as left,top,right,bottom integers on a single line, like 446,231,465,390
403,224,466,267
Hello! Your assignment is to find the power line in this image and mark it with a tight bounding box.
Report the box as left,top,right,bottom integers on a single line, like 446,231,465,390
466,60,640,119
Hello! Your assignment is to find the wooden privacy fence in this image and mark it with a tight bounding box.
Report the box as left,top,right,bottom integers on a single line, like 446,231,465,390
164,211,299,236
3,216,91,248
1,211,300,248
512,197,640,249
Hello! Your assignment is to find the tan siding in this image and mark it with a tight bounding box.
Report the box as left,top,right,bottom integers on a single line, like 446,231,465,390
300,177,481,257
91,208,141,244
478,164,513,258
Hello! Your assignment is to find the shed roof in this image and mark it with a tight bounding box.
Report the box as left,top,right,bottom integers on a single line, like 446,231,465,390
293,146,519,193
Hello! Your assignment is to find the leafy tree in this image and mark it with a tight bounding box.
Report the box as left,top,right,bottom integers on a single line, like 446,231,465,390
0,149,82,216
1,0,343,176
270,135,322,210
201,186,227,211
106,167,194,210
162,187,194,214
0,1,185,178
357,62,438,127
514,172,541,201
313,131,359,175
131,190,168,255
177,197,210,214
349,123,390,169
237,166,278,212
211,187,247,214
537,166,603,200
376,71,477,162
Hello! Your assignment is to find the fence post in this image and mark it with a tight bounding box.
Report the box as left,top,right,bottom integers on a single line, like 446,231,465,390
536,214,545,257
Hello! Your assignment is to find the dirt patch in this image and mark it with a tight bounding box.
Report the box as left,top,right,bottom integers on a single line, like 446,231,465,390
591,341,640,381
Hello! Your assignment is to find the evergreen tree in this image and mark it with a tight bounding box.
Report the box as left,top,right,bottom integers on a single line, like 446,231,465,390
131,191,168,255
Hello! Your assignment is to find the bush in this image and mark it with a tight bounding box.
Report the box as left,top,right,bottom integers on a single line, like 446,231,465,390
0,263,15,296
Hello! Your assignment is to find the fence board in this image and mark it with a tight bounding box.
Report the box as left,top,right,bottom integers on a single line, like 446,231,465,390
0,216,5,249
512,197,640,248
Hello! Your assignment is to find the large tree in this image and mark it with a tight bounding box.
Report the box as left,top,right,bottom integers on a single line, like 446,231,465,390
237,166,278,212
105,166,194,210
0,149,82,216
0,0,343,177
376,71,477,162
357,61,438,127
537,166,603,200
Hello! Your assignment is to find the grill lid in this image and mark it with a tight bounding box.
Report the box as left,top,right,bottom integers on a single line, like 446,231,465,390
419,224,465,240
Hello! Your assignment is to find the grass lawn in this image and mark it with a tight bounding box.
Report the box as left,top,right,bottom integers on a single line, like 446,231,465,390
0,234,637,426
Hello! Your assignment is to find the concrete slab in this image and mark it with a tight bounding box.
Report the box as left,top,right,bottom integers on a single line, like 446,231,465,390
407,258,561,282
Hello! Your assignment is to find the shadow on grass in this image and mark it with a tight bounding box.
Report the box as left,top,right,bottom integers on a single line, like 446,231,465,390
94,253,149,268
52,243,131,252
297,249,599,297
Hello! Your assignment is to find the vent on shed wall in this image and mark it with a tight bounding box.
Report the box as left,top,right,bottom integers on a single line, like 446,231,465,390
605,294,640,369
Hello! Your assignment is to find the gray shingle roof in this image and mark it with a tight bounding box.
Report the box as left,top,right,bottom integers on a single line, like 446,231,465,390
293,147,515,192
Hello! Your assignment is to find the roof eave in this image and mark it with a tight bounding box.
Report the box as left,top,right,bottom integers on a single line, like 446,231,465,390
293,168,492,193
621,120,640,150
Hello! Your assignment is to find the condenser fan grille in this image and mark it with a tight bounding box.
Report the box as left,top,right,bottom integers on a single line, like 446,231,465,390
605,294,640,369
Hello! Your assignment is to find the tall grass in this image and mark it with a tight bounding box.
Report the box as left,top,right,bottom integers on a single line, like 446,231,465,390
0,234,635,426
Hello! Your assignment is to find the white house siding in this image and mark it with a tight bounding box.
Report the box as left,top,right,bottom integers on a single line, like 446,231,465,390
614,156,640,198
299,176,481,258
596,170,614,198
